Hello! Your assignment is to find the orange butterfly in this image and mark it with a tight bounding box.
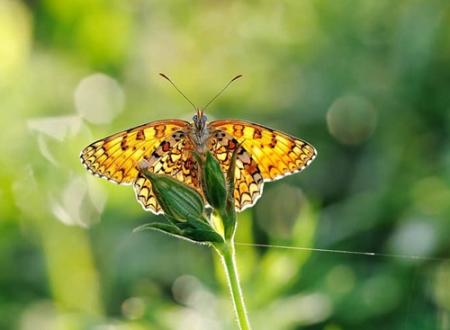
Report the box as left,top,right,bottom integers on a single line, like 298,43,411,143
80,75,317,214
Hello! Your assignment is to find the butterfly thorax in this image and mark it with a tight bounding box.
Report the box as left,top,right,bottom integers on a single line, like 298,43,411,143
190,111,209,153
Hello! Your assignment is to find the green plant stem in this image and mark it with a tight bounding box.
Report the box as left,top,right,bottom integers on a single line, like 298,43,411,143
216,241,252,330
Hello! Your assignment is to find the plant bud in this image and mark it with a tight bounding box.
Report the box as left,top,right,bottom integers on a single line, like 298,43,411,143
202,152,227,210
142,170,205,222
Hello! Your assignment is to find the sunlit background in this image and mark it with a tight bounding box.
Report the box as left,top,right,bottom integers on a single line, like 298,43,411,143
1,1,450,329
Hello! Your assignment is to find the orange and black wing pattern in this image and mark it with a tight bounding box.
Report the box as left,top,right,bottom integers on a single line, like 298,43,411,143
207,130,264,211
134,134,201,214
207,119,316,211
208,119,317,182
80,120,190,185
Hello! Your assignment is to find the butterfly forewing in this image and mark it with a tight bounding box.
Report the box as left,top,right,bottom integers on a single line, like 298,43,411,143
80,120,190,184
208,119,317,181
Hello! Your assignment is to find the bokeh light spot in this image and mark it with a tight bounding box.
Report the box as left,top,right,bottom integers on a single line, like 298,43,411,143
50,176,106,227
172,275,202,306
388,219,436,257
267,292,333,325
255,184,306,239
27,115,83,142
75,73,125,124
172,275,216,312
326,95,377,145
121,297,146,320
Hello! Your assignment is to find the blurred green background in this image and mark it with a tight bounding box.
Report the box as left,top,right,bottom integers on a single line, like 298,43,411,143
1,0,450,329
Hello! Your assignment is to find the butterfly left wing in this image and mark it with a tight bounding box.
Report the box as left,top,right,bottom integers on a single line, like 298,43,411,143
80,119,190,185
208,119,317,182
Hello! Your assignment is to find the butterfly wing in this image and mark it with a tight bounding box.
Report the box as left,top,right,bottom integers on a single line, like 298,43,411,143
207,131,264,211
80,120,190,185
134,135,201,214
208,119,317,182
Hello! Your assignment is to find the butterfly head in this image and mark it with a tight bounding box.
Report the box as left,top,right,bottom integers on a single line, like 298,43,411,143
193,109,207,131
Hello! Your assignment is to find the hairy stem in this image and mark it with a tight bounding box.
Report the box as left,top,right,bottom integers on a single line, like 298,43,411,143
216,241,252,330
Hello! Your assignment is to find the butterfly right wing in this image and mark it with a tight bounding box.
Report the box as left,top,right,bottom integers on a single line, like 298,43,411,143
80,119,190,185
207,131,264,211
209,119,317,181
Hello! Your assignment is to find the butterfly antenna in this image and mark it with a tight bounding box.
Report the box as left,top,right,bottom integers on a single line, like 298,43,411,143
159,73,197,111
203,74,242,111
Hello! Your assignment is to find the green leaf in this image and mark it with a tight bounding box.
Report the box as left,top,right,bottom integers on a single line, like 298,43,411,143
133,222,183,235
177,214,225,243
134,220,224,243
183,228,225,243
177,216,214,231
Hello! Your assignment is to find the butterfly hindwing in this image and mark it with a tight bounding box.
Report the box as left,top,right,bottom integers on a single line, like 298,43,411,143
134,173,162,213
208,130,264,211
208,119,317,181
80,120,190,184
133,134,201,213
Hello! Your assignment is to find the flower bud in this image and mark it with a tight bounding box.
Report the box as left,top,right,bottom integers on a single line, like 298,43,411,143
202,152,227,210
142,170,205,222
222,144,240,239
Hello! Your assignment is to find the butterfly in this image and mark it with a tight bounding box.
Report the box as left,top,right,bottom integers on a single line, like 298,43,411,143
80,74,317,214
